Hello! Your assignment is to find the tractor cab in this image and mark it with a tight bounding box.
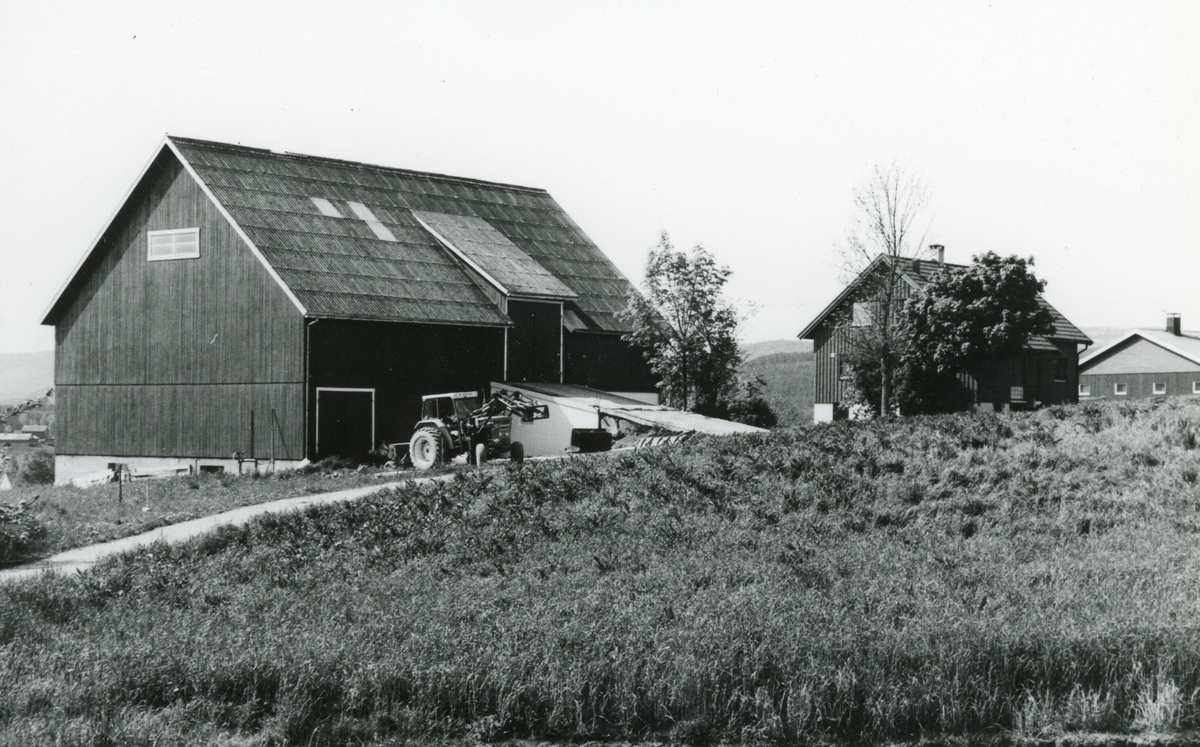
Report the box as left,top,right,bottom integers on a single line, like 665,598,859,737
420,392,479,426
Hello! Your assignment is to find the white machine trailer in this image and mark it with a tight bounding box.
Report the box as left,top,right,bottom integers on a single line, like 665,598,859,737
491,381,767,458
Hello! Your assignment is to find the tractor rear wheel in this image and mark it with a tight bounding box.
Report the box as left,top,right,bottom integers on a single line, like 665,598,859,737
409,428,443,470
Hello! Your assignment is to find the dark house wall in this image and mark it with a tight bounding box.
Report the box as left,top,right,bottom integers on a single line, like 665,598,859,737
976,347,1078,408
307,319,504,457
564,332,658,393
53,149,306,458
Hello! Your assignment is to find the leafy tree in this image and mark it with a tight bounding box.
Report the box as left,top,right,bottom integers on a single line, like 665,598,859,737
839,162,931,415
623,232,743,416
905,252,1055,375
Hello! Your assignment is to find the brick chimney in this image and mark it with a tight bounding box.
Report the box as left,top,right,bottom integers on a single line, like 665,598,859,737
930,244,945,264
1167,313,1181,336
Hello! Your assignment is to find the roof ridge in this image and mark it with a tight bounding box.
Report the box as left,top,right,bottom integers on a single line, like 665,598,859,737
167,135,551,196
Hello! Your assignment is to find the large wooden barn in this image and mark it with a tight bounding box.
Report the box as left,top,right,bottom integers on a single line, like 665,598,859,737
797,251,1092,420
42,137,656,482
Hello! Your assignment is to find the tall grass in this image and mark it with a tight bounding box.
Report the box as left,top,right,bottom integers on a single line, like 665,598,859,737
1,398,1199,745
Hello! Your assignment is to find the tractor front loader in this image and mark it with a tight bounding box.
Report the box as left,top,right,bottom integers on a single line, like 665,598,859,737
408,389,549,470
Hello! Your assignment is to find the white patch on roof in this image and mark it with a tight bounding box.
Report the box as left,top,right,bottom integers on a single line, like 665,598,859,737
346,201,397,242
310,197,343,218
411,210,578,300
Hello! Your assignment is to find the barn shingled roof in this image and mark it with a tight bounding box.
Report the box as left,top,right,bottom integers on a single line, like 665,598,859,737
167,137,638,332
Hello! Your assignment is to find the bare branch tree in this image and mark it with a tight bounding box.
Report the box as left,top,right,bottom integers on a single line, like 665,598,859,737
839,161,932,416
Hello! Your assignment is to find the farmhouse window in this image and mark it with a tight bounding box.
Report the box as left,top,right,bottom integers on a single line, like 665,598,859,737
839,361,852,381
1010,386,1025,401
1194,382,1200,394
1114,383,1128,395
1053,355,1067,382
1153,382,1167,395
851,302,873,327
147,228,199,260
1079,384,1091,396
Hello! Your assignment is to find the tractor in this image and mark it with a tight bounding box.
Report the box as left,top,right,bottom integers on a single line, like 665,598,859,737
408,389,549,470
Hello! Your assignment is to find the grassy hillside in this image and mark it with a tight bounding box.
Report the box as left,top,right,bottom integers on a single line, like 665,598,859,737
742,339,813,361
0,351,53,405
741,350,815,426
2,399,1200,746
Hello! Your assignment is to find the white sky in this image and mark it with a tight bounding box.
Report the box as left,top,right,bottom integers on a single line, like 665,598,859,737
1,0,1197,353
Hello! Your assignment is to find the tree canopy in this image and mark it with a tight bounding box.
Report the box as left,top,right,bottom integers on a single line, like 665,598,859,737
905,252,1055,373
622,232,743,416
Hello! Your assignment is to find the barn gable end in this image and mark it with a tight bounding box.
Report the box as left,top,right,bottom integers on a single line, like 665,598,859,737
49,146,306,471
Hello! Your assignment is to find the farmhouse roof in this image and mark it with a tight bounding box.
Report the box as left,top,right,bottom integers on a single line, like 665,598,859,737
796,255,1092,349
43,136,639,332
1079,328,1200,370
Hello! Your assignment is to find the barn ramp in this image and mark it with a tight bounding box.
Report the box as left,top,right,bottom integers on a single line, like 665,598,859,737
492,382,766,457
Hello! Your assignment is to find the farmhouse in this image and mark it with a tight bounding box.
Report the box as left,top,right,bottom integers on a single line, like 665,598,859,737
797,250,1092,421
1078,315,1200,400
42,137,656,482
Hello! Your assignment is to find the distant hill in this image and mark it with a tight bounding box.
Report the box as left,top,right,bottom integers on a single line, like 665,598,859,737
742,338,812,361
741,350,815,427
0,351,54,405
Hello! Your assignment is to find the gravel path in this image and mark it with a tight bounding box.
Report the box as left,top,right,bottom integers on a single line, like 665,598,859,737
0,472,455,584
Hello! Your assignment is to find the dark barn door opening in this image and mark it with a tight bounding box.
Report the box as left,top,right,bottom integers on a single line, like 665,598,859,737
316,389,374,458
507,300,561,383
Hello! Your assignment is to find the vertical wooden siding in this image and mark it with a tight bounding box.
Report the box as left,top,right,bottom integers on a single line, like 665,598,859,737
506,300,562,384
564,332,657,392
810,281,914,407
53,149,305,457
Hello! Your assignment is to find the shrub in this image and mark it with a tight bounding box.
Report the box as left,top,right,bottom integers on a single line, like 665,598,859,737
726,375,778,428
0,495,48,562
18,448,54,485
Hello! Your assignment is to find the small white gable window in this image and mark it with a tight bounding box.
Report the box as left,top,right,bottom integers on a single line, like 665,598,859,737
1153,382,1167,395
148,228,199,260
1078,384,1091,396
1194,381,1200,394
1114,383,1128,395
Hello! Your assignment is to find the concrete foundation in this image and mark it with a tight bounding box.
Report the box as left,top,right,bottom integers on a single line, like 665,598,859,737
813,403,835,422
55,455,307,486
